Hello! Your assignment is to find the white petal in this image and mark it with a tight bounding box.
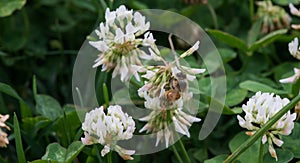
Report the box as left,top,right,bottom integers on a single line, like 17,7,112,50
101,145,110,157
114,28,125,44
272,137,284,147
289,3,300,16
268,145,278,161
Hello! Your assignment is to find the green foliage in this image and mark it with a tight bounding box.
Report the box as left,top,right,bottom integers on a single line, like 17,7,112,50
0,0,26,17
41,141,84,163
14,113,27,163
0,0,299,162
239,80,288,94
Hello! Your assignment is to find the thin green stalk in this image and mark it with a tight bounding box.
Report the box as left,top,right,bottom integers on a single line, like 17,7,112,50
207,3,218,29
178,139,191,163
171,145,184,163
109,0,114,9
108,151,112,163
258,138,264,163
103,83,110,108
250,0,254,22
224,94,300,162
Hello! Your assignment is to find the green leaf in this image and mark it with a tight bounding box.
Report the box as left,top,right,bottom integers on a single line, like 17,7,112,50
191,147,208,162
247,19,263,46
0,82,31,117
129,0,148,9
263,149,293,163
249,29,288,52
229,132,261,163
204,154,230,163
42,141,84,163
225,88,248,107
206,29,248,52
65,141,85,162
29,160,59,163
52,105,81,147
273,0,299,5
282,122,300,158
219,48,237,63
0,82,22,101
14,113,27,163
239,80,288,94
0,0,26,17
35,94,63,121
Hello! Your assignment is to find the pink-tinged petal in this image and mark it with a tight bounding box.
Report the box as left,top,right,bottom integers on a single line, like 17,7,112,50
272,137,284,147
262,135,267,144
81,132,93,145
292,24,300,30
268,144,278,161
289,3,300,16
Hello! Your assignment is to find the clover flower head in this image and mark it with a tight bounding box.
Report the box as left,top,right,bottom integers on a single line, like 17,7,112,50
237,92,297,161
136,44,204,147
256,1,291,34
139,92,201,147
0,114,10,148
81,105,136,160
89,5,158,82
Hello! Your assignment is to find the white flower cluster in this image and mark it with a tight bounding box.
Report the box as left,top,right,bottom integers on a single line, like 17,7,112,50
0,114,10,148
89,5,158,82
279,37,300,83
81,105,136,160
85,4,204,158
237,92,297,161
136,42,205,147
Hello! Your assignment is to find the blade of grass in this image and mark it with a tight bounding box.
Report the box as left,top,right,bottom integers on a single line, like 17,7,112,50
14,113,26,163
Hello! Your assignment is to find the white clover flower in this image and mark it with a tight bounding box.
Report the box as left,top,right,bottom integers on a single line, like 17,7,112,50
81,105,136,160
237,92,297,161
137,63,203,147
0,114,10,148
139,92,201,147
288,37,300,60
279,68,300,83
89,5,158,82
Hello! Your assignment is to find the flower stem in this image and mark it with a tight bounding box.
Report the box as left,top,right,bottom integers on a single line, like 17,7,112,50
178,139,191,163
224,93,300,162
258,137,264,163
108,151,112,163
103,83,110,108
171,144,184,163
250,0,254,22
207,3,218,29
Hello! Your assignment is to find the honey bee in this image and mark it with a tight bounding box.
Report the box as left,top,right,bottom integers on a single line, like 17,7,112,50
160,89,181,108
173,72,188,92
